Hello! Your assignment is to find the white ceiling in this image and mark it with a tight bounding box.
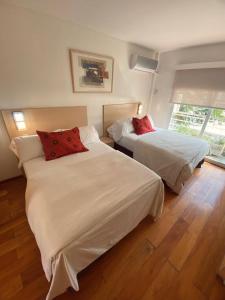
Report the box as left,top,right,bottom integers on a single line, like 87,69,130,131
4,0,225,51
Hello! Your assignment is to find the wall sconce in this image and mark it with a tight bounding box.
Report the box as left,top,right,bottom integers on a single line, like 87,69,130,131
138,103,143,115
12,111,26,131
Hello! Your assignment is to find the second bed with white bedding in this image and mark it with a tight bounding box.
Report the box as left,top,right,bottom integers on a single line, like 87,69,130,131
117,128,209,193
23,142,164,300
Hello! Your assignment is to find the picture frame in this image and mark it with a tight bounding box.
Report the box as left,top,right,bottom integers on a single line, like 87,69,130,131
69,49,114,93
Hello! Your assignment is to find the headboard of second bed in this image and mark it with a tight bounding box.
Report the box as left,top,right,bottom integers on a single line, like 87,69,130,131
103,103,139,136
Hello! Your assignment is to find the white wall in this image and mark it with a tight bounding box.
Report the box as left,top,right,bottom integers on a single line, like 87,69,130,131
150,42,225,128
0,2,156,181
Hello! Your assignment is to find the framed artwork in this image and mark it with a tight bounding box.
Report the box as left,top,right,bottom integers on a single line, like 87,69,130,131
69,49,114,93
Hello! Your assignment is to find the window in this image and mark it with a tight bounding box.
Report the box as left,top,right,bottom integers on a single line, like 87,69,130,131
169,104,225,165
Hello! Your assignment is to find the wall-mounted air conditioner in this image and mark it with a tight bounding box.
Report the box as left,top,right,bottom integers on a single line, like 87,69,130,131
130,54,158,73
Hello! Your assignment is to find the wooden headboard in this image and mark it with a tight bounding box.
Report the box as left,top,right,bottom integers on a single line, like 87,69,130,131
2,106,87,139
103,103,139,136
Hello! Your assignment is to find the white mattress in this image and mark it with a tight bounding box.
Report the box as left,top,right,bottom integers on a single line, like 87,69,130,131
117,129,209,193
23,142,164,299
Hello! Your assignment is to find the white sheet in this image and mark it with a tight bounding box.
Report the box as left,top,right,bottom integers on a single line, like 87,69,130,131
117,132,138,152
23,142,164,299
117,129,209,193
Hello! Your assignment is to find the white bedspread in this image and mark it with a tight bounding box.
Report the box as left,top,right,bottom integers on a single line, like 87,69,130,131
118,129,209,193
23,142,164,299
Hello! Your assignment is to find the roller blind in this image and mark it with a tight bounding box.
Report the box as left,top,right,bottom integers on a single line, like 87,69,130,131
171,68,225,109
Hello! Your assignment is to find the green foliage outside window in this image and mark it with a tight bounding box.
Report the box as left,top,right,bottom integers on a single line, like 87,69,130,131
170,104,225,157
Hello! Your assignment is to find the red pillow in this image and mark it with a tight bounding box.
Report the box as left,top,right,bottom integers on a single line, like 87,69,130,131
37,128,88,161
132,115,155,135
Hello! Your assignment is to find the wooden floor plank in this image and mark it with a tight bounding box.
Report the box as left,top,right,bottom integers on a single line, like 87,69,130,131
141,261,178,300
9,275,49,300
0,274,23,300
0,238,18,257
169,230,198,271
169,202,212,271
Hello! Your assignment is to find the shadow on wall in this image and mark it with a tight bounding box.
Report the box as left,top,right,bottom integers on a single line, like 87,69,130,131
0,114,21,181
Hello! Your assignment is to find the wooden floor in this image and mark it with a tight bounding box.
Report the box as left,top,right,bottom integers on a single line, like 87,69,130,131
0,162,225,300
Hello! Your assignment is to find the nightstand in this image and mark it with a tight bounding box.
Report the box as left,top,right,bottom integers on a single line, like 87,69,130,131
100,136,114,148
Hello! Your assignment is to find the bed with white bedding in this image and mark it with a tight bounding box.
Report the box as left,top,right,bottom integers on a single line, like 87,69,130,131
22,141,164,299
113,128,209,193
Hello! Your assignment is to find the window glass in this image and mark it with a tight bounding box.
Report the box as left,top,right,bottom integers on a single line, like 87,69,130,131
169,104,225,161
169,104,209,136
202,108,225,157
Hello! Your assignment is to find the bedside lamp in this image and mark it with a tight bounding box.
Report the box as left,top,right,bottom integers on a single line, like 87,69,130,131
12,111,26,131
138,103,143,115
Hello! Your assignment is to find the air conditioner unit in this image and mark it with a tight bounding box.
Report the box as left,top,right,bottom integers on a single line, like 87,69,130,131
130,54,158,73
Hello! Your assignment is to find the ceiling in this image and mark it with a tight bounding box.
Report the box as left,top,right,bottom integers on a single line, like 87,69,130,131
4,0,225,51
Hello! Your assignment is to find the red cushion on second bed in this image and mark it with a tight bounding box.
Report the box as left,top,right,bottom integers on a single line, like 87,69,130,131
132,115,155,135
37,128,88,161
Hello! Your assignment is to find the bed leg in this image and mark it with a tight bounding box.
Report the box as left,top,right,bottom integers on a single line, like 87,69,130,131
196,159,205,168
67,287,75,294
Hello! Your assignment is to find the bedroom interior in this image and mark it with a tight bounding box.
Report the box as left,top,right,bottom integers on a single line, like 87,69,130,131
0,0,225,299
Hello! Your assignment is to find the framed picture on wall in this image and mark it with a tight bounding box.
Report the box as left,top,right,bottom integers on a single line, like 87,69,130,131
69,49,114,93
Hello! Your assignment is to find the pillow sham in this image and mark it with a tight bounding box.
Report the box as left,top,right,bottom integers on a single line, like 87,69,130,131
107,118,134,142
37,127,88,161
9,139,19,158
79,125,100,145
12,135,44,166
132,115,155,135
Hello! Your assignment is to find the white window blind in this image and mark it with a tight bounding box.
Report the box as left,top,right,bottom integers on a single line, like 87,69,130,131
171,68,225,109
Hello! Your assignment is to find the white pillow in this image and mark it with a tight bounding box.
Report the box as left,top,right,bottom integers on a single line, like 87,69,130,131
9,139,19,158
123,117,134,134
147,114,155,129
79,125,100,145
12,135,44,166
107,118,134,142
107,122,121,141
